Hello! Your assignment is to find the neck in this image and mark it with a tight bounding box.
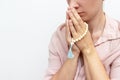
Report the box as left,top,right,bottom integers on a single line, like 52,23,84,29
86,11,106,43
88,13,106,34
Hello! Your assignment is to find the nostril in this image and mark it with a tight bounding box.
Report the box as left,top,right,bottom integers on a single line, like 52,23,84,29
69,2,79,9
74,6,79,10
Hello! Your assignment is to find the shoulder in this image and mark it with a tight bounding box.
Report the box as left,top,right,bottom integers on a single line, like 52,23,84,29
107,15,120,31
105,15,120,38
48,23,66,49
51,23,66,40
56,23,66,35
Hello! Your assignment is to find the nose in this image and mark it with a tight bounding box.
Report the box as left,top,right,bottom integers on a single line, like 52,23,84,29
69,0,79,9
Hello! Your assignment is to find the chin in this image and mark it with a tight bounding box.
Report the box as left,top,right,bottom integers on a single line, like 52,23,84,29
79,14,89,22
80,16,89,22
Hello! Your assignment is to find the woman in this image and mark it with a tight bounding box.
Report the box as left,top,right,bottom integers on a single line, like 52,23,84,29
44,0,120,80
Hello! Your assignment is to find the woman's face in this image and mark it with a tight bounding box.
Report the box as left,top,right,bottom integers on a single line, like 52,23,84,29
67,0,103,22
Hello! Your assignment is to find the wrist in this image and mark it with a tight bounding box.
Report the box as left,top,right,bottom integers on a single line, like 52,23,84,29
82,45,96,56
67,55,79,63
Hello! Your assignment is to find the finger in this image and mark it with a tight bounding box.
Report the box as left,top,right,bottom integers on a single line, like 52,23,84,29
67,10,80,32
65,10,70,32
66,19,80,53
71,7,83,25
71,8,86,33
66,19,71,45
68,20,77,39
71,8,86,32
69,8,86,34
66,10,70,20
66,11,71,43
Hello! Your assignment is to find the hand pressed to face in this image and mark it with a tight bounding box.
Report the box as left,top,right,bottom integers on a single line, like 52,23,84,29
66,12,80,57
66,7,94,52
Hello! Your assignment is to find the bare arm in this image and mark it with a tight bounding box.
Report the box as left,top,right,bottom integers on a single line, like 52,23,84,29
51,9,81,80
51,55,79,80
67,7,110,80
83,54,92,80
83,46,109,80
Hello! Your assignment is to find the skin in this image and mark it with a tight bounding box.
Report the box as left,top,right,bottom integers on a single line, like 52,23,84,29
51,0,109,80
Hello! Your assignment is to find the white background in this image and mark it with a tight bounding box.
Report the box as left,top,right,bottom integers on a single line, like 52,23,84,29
0,0,120,80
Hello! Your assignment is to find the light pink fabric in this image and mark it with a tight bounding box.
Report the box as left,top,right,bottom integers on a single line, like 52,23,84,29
44,15,120,80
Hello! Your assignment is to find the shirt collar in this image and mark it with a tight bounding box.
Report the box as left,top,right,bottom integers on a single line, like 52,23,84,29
95,15,120,46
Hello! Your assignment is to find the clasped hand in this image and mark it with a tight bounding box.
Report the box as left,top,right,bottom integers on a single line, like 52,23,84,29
66,7,94,56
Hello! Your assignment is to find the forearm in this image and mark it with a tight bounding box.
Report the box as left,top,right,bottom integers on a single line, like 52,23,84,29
51,55,79,80
83,55,92,80
83,46,109,80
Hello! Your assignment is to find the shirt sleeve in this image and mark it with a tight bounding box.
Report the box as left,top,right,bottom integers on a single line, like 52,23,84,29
110,53,120,80
43,32,62,80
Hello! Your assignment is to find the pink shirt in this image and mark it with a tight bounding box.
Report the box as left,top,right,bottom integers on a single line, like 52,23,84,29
44,15,120,80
